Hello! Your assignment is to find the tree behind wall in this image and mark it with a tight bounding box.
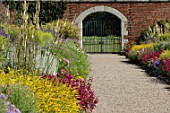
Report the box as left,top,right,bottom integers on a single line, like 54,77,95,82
3,0,67,24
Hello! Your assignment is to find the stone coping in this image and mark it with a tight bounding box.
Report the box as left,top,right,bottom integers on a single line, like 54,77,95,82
5,0,170,2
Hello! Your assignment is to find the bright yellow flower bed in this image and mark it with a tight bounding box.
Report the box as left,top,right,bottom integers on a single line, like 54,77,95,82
130,43,154,52
0,70,80,113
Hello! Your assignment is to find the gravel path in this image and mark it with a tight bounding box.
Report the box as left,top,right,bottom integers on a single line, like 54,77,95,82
89,54,170,113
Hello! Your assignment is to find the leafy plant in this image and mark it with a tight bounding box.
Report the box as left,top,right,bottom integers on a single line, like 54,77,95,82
157,33,170,42
0,93,6,113
160,50,170,60
57,40,90,79
1,84,39,113
0,93,22,113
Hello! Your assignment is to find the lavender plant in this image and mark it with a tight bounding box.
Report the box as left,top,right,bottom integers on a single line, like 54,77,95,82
0,93,22,113
1,84,39,113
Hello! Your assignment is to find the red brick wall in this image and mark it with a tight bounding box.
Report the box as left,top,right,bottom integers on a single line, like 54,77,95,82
63,2,170,39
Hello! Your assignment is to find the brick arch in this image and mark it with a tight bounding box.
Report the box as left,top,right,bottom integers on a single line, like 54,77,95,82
75,6,128,49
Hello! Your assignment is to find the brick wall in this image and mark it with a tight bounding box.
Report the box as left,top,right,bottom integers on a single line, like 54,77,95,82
63,2,170,39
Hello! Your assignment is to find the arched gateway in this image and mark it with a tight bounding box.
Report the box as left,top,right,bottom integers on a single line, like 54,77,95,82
75,6,128,52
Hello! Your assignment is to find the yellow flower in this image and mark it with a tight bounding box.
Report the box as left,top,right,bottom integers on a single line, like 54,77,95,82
0,70,80,113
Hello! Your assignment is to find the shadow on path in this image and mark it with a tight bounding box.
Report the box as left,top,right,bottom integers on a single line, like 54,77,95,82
120,58,170,92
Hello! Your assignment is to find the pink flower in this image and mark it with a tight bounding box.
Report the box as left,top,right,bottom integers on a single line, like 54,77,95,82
60,69,67,75
142,48,145,53
63,58,70,66
7,89,10,94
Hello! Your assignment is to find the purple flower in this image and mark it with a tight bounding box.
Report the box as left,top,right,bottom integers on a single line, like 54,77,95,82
15,108,21,113
153,37,157,42
153,60,160,68
9,104,16,110
0,93,7,99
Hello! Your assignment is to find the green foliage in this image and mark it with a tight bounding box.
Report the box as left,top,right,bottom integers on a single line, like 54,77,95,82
139,19,170,44
0,35,8,51
57,40,90,79
157,33,170,42
0,35,9,68
128,51,138,62
157,20,170,28
44,20,79,40
34,30,54,46
1,84,39,113
160,50,170,60
3,1,67,24
0,98,6,113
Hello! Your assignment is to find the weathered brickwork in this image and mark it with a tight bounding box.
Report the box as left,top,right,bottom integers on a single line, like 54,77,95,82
63,2,170,39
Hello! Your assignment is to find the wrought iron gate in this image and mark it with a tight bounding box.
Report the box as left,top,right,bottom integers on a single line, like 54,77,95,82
82,12,121,53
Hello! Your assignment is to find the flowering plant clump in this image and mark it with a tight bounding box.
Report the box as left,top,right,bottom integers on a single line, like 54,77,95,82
57,40,90,79
42,58,98,113
141,49,163,66
127,43,154,62
0,84,39,113
0,93,21,113
130,43,154,53
0,70,81,113
124,41,136,58
162,58,170,77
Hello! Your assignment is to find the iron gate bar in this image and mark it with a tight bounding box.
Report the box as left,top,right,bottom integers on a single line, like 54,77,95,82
83,36,121,53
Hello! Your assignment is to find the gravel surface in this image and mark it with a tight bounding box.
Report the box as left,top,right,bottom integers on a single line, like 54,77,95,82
89,54,170,113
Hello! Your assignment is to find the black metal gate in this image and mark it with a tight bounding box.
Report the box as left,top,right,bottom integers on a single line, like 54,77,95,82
82,12,121,53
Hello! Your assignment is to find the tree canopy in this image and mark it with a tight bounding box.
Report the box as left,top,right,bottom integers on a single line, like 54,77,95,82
3,0,67,24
